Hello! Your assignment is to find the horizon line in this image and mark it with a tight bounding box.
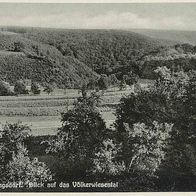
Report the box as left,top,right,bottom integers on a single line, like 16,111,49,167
1,25,196,32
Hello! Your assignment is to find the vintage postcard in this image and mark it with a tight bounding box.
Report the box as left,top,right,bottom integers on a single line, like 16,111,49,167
0,0,195,193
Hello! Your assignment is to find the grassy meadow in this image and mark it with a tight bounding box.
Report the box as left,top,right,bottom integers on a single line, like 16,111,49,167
0,86,135,136
0,79,152,136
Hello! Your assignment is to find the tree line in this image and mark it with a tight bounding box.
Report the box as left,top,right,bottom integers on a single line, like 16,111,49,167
0,80,54,96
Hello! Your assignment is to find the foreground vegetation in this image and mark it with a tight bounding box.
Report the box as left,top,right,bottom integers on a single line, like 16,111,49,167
0,67,195,191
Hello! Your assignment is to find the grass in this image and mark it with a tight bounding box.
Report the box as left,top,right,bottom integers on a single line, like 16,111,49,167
0,98,74,108
0,82,152,135
0,31,18,35
0,105,70,116
0,50,25,56
0,115,61,136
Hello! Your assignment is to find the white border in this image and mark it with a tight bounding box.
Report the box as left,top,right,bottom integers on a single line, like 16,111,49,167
0,0,196,195
0,0,195,3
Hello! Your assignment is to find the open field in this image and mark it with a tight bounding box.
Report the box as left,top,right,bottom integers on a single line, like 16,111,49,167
0,31,19,35
0,81,151,135
0,88,131,135
0,50,25,56
0,111,116,136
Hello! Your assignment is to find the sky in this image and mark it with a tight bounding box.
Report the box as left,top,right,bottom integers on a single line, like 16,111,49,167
0,3,196,30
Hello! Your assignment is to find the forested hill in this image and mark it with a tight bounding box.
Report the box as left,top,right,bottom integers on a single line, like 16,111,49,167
0,30,98,88
131,29,196,45
22,29,164,73
0,27,196,87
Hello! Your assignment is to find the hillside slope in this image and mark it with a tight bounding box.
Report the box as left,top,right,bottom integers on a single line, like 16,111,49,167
23,29,164,70
0,27,195,87
0,32,98,88
21,29,169,79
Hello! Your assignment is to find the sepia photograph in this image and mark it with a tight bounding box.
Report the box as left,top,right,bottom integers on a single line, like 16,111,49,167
0,1,195,192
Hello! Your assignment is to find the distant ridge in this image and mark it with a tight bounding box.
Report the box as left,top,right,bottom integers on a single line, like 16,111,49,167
130,29,196,45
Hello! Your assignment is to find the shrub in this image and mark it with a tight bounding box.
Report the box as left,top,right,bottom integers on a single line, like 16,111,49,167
123,121,172,176
93,139,125,176
109,74,119,86
118,79,127,91
31,82,41,95
43,84,54,94
154,66,189,99
7,144,52,186
0,81,14,96
98,74,109,90
14,80,29,95
126,72,139,86
0,123,53,187
13,41,25,52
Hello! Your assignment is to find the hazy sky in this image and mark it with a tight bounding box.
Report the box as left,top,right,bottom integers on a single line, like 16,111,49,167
0,3,196,30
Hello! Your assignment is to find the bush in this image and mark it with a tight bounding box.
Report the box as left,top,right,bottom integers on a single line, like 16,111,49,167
14,80,29,95
13,41,25,52
0,81,14,96
43,84,54,94
109,74,119,86
118,79,127,91
0,123,53,186
7,144,52,187
31,82,41,95
92,139,125,176
126,72,139,86
123,121,172,176
98,74,109,90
